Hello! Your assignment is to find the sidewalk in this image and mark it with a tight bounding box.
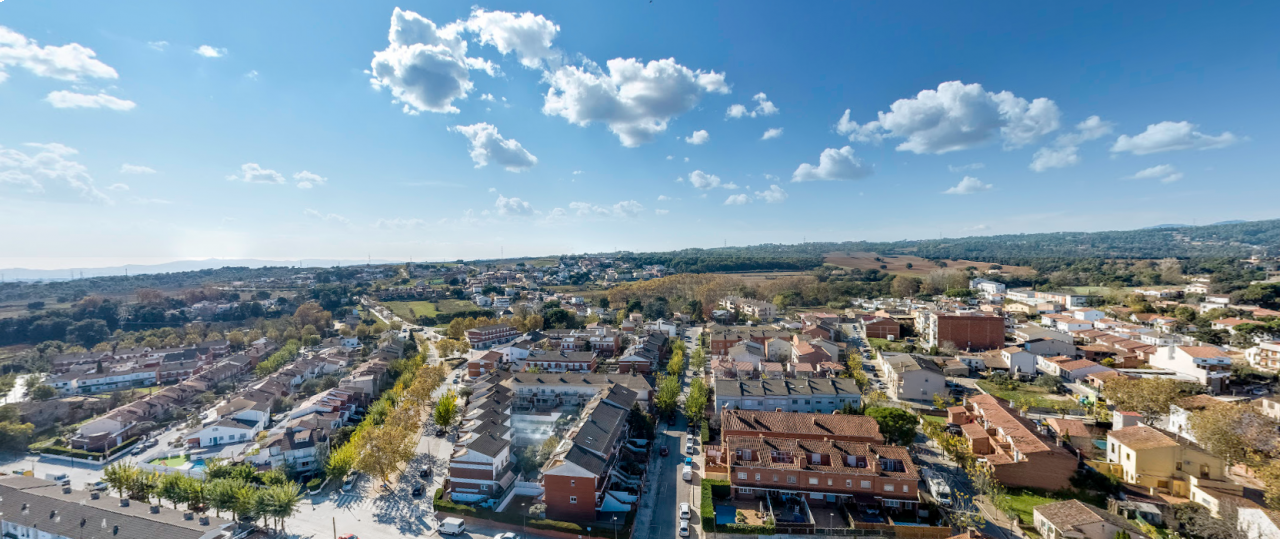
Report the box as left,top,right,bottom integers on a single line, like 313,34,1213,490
630,435,662,539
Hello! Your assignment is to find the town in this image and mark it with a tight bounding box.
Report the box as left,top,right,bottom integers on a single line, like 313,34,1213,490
3,246,1280,539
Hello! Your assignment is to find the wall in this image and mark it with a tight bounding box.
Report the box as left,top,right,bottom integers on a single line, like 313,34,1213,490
543,473,598,522
936,316,1005,351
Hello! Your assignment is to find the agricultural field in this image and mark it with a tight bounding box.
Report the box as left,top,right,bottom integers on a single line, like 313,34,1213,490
382,300,439,320
823,251,1034,276
711,271,813,284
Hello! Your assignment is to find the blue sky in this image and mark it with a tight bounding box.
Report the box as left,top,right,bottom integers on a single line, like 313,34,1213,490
1,1,1277,269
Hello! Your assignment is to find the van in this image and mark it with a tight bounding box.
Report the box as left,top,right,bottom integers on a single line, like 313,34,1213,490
682,465,692,481
44,473,70,486
439,517,466,535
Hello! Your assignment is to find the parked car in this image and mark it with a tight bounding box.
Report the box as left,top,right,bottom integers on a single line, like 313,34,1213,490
412,483,424,497
495,533,520,539
342,473,359,491
88,481,109,491
679,520,690,537
679,502,691,521
659,446,669,457
419,466,432,479
130,445,145,456
439,517,466,535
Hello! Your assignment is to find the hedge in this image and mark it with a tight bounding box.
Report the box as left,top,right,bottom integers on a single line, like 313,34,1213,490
433,488,621,538
700,479,725,531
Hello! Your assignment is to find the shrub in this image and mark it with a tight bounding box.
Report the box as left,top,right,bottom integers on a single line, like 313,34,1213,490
307,477,323,491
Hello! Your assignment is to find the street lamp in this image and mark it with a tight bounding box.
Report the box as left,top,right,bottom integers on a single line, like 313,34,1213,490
612,515,618,539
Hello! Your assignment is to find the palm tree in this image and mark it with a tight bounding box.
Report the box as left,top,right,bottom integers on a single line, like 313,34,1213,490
268,484,304,531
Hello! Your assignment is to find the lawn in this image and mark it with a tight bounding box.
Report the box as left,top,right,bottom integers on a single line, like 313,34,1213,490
437,299,479,314
920,414,946,424
975,380,1069,408
382,300,440,320
1003,488,1107,531
149,455,190,467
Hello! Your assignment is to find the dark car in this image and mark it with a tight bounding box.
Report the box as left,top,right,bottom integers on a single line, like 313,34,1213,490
435,428,447,437
419,467,432,479
412,484,425,497
659,446,670,457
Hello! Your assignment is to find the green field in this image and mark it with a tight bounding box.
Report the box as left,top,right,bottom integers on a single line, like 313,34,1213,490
383,301,440,320
1003,488,1107,533
437,299,479,313
975,380,1072,408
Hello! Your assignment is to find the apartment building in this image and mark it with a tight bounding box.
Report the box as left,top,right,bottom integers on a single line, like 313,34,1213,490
719,296,779,319
1246,341,1280,371
1149,345,1231,394
523,350,598,373
876,352,946,402
714,378,862,414
724,435,920,510
543,326,624,356
860,316,901,340
948,395,1077,490
721,409,883,444
466,323,520,350
918,311,1006,351
468,350,502,378
0,477,238,539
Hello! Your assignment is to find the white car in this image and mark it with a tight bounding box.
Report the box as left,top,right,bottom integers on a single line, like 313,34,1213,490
495,533,520,539
679,502,691,521
342,473,359,491
678,521,690,537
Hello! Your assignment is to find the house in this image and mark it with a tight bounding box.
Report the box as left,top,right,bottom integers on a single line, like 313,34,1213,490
1022,338,1077,358
948,395,1077,490
468,350,503,378
1213,318,1254,334
721,409,883,443
1037,357,1112,382
970,278,1007,298
1166,394,1226,443
918,312,1006,351
714,378,862,414
876,352,945,402
861,317,901,340
722,436,920,510
1033,500,1148,539
997,346,1038,378
707,327,792,356
465,323,520,350
1246,342,1280,371
0,477,239,539
540,389,634,521
1148,345,1231,394
1106,425,1230,505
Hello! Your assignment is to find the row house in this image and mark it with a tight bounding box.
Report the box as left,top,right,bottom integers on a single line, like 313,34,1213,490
617,331,667,374
541,388,637,521
468,350,503,378
466,323,520,350
723,435,920,510
542,327,624,356
948,395,1077,491
450,385,517,503
708,327,793,356
714,378,862,414
523,350,598,373
48,364,159,396
1036,356,1113,381
721,409,883,444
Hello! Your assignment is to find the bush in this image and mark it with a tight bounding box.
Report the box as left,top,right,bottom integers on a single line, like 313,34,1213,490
433,487,609,537
307,477,323,491
700,421,710,444
701,478,729,532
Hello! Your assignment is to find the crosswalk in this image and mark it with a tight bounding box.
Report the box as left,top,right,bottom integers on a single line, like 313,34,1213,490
333,493,375,509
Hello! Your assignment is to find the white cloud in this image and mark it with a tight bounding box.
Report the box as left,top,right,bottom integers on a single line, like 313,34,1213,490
569,200,644,218
761,128,783,140
755,184,787,203
943,176,993,195
542,57,729,147
304,209,351,225
464,8,560,69
685,130,709,145
293,170,327,189
107,183,129,191
837,81,1061,154
195,45,226,58
683,157,689,162
480,93,495,101
1029,115,1114,172
1124,164,1183,183
948,163,984,173
665,155,673,160
495,194,534,216
147,41,169,52
245,70,259,80
572,170,583,175
119,164,156,175
657,195,670,201
724,194,750,205
374,217,427,230
226,163,285,184
1112,121,1239,155
721,182,739,190
726,92,778,119
687,170,728,190
451,122,538,172
655,209,669,215
0,143,111,203
487,187,497,193
791,146,873,182
0,26,118,82
44,91,136,111
370,8,496,115
127,197,170,205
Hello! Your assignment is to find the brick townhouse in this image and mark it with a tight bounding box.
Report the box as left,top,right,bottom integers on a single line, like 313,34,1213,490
708,327,793,356
724,435,921,510
948,395,1077,490
466,323,520,350
721,409,883,444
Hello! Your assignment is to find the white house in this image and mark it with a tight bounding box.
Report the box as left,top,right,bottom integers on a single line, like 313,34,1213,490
1149,345,1232,394
970,278,1007,298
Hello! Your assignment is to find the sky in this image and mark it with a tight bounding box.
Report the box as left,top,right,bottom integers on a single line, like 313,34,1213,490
1,1,1278,270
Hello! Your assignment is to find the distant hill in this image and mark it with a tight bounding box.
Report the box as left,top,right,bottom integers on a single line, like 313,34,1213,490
1142,224,1191,229
0,258,400,281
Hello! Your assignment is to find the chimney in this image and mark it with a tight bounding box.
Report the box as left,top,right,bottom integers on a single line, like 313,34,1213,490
870,457,881,474
119,498,130,507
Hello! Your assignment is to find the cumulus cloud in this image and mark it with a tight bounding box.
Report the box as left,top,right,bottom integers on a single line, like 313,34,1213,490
572,170,583,175
370,8,496,114
542,57,729,147
120,164,156,174
480,93,495,101
1124,164,1183,183
464,8,560,69
791,146,873,182
755,184,787,203
655,209,669,215
108,183,129,191
1111,121,1239,155
375,217,427,230
948,163,984,173
686,170,732,190
837,81,1060,154
569,200,644,218
195,45,226,58
451,122,538,172
147,41,169,51
0,143,111,203
761,128,783,140
293,170,327,189
726,92,778,119
724,194,750,205
1029,115,1114,172
226,163,285,184
685,130,709,145
943,176,993,195
0,26,119,82
303,209,351,225
657,195,670,201
494,194,534,216
44,91,136,110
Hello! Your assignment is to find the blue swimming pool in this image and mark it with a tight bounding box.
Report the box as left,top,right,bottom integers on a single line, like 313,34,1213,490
714,505,737,525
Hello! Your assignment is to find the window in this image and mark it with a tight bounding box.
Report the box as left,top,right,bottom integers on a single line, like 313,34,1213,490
828,478,833,486
773,475,779,482
846,480,853,488
861,481,871,489
902,484,909,493
755,474,761,481
570,496,577,504
787,476,797,484
570,480,575,487
481,484,488,491
739,488,753,495
738,472,747,480
809,477,818,485
884,484,895,492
